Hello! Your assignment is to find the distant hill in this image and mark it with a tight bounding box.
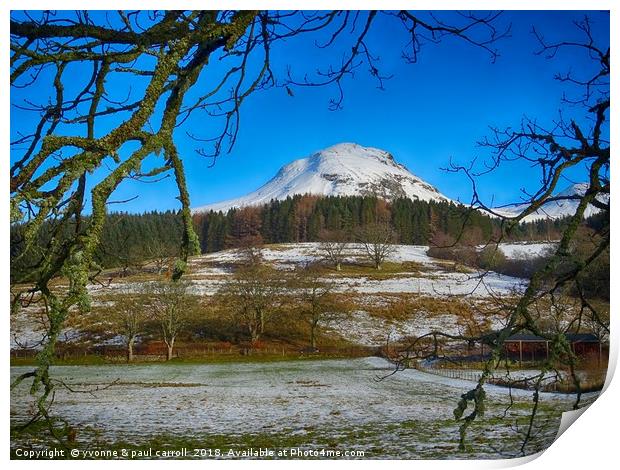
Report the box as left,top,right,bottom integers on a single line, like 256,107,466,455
492,183,608,222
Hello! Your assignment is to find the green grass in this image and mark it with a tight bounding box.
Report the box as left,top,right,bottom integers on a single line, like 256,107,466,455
320,261,426,279
10,351,367,367
10,419,463,460
11,356,111,366
11,426,368,460
10,411,561,459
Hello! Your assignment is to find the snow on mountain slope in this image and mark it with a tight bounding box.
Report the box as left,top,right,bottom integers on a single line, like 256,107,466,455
193,143,450,213
492,183,608,223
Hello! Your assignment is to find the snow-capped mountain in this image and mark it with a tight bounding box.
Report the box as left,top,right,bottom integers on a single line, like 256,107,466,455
193,143,450,213
492,183,608,223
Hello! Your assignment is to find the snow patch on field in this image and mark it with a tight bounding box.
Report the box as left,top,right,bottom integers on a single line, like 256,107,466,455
11,307,83,350
192,243,437,269
331,272,524,297
329,309,508,347
496,242,556,260
84,243,525,300
328,311,451,346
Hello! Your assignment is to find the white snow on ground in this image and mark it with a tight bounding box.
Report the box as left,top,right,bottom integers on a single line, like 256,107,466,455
10,357,595,458
183,270,524,298
192,243,437,268
328,310,508,347
386,244,437,265
10,316,45,350
495,242,556,260
330,272,524,297
328,311,450,346
188,243,320,270
193,241,549,270
10,305,83,350
90,243,524,299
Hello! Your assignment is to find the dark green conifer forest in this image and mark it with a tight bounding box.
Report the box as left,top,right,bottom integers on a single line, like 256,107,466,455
11,194,573,282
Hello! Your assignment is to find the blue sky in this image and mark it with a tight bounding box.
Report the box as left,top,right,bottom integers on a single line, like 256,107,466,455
10,10,610,213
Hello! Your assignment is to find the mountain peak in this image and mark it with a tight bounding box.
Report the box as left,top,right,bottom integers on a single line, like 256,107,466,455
291,143,403,178
193,144,449,213
314,142,397,166
322,142,366,153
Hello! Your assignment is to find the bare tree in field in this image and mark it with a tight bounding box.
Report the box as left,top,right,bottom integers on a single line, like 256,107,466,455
293,263,343,350
238,240,265,266
219,250,283,343
109,295,146,362
318,229,349,271
357,222,397,270
146,239,179,275
149,281,194,361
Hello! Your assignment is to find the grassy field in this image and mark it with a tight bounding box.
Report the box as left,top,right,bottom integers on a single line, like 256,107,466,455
10,357,596,460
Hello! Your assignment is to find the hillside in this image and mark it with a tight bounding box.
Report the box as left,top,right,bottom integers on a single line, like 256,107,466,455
492,182,608,222
12,242,535,350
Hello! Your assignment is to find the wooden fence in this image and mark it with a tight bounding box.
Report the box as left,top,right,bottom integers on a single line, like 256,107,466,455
412,361,607,393
10,343,374,361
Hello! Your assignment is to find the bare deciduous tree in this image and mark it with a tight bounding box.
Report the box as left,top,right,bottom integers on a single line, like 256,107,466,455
108,295,146,362
146,239,179,275
149,280,195,361
219,249,283,343
293,263,343,350
357,222,397,270
318,229,349,271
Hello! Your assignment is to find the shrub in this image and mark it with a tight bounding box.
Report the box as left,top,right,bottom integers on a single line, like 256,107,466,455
477,246,507,271
426,245,478,266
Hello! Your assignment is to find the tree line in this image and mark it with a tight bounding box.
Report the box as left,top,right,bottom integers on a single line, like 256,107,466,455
194,194,571,252
11,211,184,283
